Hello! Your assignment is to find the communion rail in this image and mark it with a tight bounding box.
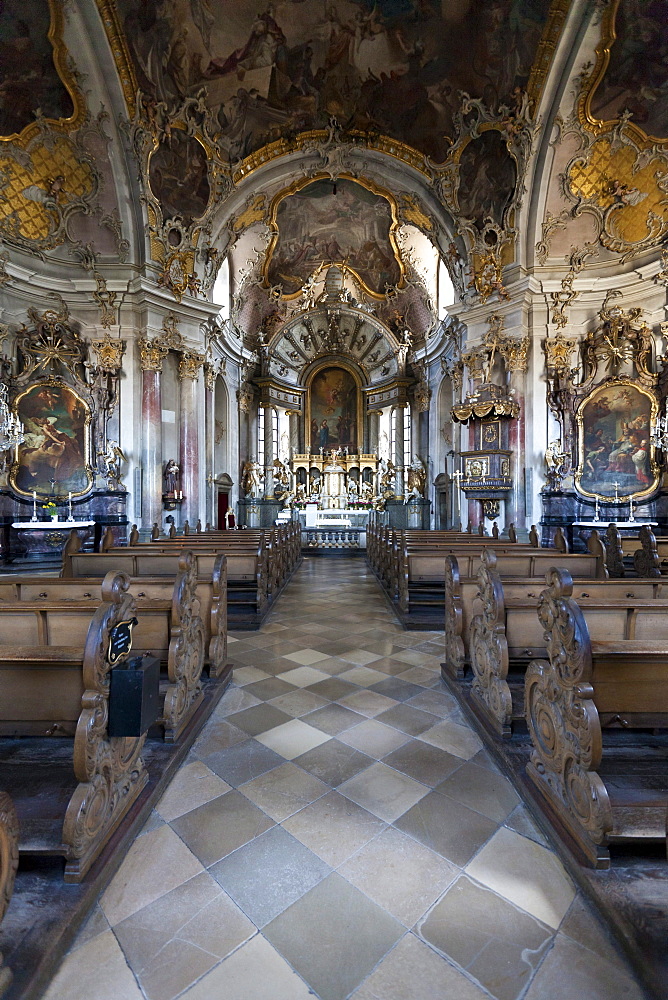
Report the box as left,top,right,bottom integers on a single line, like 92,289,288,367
302,527,365,551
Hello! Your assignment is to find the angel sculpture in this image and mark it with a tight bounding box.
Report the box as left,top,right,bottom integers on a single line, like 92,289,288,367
273,457,290,491
544,439,569,490
406,456,427,500
101,440,127,489
379,459,397,497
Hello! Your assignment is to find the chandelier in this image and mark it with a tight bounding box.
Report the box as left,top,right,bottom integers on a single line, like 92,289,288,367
0,383,24,454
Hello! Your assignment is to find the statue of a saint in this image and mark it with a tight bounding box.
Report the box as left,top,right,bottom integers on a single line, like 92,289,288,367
164,459,179,494
406,456,427,498
241,460,264,497
101,440,127,489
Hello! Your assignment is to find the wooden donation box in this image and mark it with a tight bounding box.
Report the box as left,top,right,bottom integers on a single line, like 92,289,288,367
107,617,161,737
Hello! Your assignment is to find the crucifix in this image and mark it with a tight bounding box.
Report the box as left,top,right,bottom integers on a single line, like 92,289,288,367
612,481,620,504
49,476,56,497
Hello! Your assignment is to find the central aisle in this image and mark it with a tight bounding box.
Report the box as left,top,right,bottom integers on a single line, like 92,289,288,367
46,558,646,1000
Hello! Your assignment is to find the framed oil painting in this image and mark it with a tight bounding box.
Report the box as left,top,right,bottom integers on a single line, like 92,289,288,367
10,381,93,497
575,380,659,500
308,366,360,454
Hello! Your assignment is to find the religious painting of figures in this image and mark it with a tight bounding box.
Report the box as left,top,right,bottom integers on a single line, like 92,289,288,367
457,131,517,229
112,0,553,164
10,383,92,497
149,131,210,226
590,0,668,140
0,0,74,137
266,177,401,296
308,367,359,453
576,381,658,500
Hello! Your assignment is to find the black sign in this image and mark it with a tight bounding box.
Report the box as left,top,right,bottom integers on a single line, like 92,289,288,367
107,617,138,665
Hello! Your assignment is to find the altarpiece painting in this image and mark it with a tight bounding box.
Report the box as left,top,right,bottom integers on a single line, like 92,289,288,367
575,380,658,500
308,366,359,453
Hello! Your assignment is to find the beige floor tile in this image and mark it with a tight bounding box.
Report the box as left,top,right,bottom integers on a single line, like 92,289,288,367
338,689,399,717
233,666,272,685
340,648,383,666
155,761,231,822
215,687,262,716
179,933,313,1000
283,790,385,865
113,871,255,1000
338,666,388,686
466,826,576,930
419,720,484,759
397,666,441,686
340,827,458,926
255,718,331,759
191,719,248,756
523,933,647,1000
239,761,329,821
268,689,329,716
351,932,489,1000
100,825,203,926
43,930,144,1000
282,648,330,665
339,762,429,822
338,719,410,758
276,665,331,687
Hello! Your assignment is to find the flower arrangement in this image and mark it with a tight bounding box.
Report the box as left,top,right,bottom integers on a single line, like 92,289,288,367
42,501,58,517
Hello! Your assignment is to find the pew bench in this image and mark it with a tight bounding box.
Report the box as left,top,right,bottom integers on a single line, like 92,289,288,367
0,571,150,881
525,567,668,869
464,548,668,738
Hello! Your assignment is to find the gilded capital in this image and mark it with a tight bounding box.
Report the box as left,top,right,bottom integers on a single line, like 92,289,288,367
138,336,168,372
178,350,206,380
91,331,125,373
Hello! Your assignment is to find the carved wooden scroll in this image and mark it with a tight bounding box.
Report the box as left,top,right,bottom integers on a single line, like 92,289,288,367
529,525,540,548
525,568,613,867
633,526,661,579
0,791,19,994
128,524,140,546
63,570,147,882
508,523,517,543
162,551,205,742
604,524,625,577
554,527,569,553
469,548,512,737
443,555,466,680
208,553,229,678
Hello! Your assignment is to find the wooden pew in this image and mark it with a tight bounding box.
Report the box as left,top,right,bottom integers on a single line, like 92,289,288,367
443,532,613,681
525,567,668,868
0,571,149,881
64,543,268,628
6,553,210,741
465,547,668,738
604,524,668,578
0,791,18,993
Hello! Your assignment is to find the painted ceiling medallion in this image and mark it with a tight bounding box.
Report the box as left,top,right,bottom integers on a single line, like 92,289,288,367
263,175,405,300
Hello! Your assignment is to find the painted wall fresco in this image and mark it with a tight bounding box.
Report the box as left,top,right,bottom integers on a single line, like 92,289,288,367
309,366,358,452
11,383,91,496
149,130,211,225
0,0,74,137
115,0,552,164
457,130,517,228
267,178,401,296
576,382,656,499
590,0,668,140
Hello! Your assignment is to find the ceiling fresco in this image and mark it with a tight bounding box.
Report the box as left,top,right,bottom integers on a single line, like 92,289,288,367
589,0,668,141
264,176,403,297
112,0,555,164
0,0,74,139
456,130,518,229
148,130,211,226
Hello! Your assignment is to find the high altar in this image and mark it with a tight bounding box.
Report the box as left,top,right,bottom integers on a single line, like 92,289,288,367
291,452,379,510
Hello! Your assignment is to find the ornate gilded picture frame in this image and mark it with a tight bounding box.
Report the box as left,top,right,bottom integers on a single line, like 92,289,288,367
10,380,94,497
575,378,659,501
306,363,362,455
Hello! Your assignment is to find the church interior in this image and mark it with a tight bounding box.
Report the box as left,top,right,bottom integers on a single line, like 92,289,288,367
0,0,667,997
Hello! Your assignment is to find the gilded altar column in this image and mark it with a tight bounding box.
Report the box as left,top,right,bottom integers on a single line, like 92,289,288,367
139,336,168,532
179,351,206,526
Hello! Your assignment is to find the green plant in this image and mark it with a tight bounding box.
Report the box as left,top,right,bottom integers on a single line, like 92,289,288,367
42,501,57,516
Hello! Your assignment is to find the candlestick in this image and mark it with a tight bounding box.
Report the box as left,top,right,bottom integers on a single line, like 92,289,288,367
594,497,600,522
31,490,37,522
628,497,635,522
67,491,73,522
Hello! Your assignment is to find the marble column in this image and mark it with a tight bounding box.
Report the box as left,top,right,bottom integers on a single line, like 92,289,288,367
179,352,205,527
264,404,274,496
368,411,380,455
394,405,405,496
139,338,167,533
204,366,216,528
287,410,300,455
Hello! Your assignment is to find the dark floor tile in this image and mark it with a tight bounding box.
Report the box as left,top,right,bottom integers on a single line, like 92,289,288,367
294,739,375,787
243,678,297,701
264,872,403,1000
308,678,359,700
435,760,520,823
395,790,497,866
210,826,330,927
302,703,366,736
383,741,463,787
226,703,293,737
369,677,425,702
204,739,285,787
375,703,440,737
171,790,274,867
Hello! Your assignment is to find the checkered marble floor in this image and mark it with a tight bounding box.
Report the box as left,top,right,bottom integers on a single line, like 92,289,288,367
44,559,649,1000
